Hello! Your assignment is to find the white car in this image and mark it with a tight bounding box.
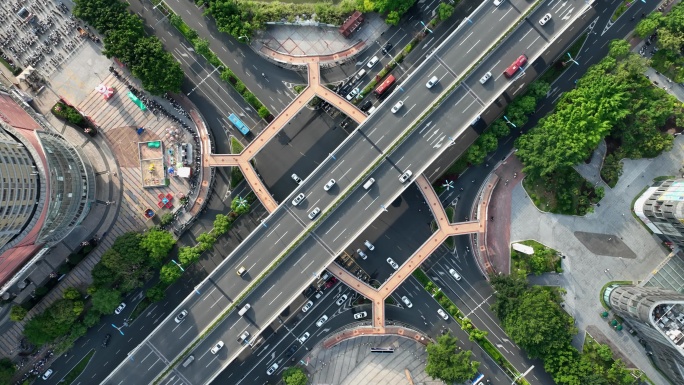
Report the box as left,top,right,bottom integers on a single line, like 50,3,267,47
42,369,53,380
292,193,305,206
437,308,449,320
301,300,314,313
399,170,412,183
357,249,368,259
449,268,462,281
479,71,492,84
210,341,224,354
364,240,375,251
316,315,329,327
346,87,360,101
387,257,399,270
324,179,336,191
391,101,404,113
401,296,413,308
426,75,439,88
299,332,310,343
308,207,321,220
539,13,552,26
174,309,188,323
267,362,279,375
336,294,348,306
367,56,379,68
291,173,302,184
114,302,126,315
493,0,503,6
354,311,367,319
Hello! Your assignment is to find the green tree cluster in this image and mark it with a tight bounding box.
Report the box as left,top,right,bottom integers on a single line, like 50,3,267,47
635,4,684,81
74,0,183,94
425,333,479,383
282,366,308,385
24,299,83,345
491,275,637,385
0,358,16,385
10,305,28,322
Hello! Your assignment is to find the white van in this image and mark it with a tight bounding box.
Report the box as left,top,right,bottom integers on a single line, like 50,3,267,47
238,303,251,316
363,178,375,190
366,106,377,115
182,355,195,367
354,69,366,80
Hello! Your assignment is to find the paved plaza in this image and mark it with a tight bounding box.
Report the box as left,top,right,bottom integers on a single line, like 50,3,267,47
509,136,684,385
308,334,441,385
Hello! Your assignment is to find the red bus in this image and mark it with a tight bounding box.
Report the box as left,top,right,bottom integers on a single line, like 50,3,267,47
374,75,396,96
503,55,527,78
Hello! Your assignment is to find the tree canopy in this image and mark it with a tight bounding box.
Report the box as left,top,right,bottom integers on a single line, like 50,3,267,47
74,0,183,94
425,333,479,383
282,367,308,385
140,229,176,264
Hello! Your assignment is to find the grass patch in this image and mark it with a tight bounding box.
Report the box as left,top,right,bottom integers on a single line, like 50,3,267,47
230,167,245,189
0,56,21,76
631,185,653,234
444,206,455,249
599,281,632,310
654,175,675,182
130,298,151,321
510,240,561,277
539,32,588,84
230,136,244,154
293,85,305,94
611,0,631,22
63,350,95,384
522,168,603,215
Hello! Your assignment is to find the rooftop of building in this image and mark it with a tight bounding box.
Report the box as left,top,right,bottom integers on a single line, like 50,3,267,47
653,303,684,354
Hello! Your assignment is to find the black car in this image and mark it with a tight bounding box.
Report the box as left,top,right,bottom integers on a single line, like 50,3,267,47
285,345,297,357
102,333,111,347
382,43,393,55
360,100,373,112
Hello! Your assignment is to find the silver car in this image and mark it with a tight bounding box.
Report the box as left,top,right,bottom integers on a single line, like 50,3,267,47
292,193,305,206
267,363,279,375
357,249,368,259
399,170,412,183
401,295,413,308
316,315,329,327
479,71,492,84
210,341,224,354
291,173,302,184
387,258,399,270
308,207,321,220
391,101,404,114
301,300,314,313
299,332,310,343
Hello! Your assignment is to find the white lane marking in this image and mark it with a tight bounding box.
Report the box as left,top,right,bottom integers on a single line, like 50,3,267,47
333,228,347,242
325,221,339,234
365,196,379,210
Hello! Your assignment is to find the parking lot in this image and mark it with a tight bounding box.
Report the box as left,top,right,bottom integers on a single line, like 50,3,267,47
0,0,96,88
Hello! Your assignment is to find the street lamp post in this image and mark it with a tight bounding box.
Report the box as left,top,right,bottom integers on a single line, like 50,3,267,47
565,52,579,66
112,323,125,336
171,259,184,272
503,115,517,128
420,21,433,34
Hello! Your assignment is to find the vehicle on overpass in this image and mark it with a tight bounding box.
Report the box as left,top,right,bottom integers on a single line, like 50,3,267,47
374,74,396,97
228,113,250,136
503,54,527,78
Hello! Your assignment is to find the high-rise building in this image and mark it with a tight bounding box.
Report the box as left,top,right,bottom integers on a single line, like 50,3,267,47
0,86,95,296
634,179,684,248
607,285,684,384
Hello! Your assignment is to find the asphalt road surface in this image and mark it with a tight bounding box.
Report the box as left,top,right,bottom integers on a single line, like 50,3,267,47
103,1,596,384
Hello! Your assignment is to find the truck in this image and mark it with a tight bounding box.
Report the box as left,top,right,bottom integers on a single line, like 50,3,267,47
237,330,250,344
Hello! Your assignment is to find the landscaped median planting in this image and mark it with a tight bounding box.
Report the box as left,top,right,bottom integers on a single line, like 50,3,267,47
411,269,529,384
166,12,272,120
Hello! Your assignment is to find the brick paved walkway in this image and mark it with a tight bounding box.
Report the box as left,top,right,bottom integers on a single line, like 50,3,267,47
483,154,525,274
